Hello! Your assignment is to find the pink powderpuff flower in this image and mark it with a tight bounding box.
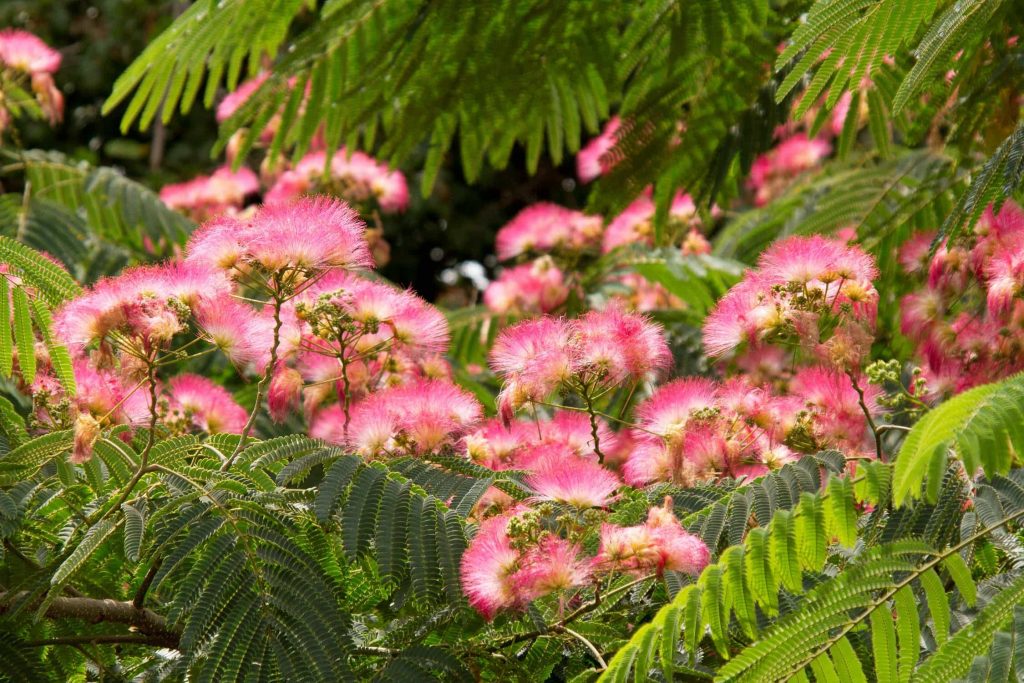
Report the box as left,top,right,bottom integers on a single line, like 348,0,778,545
494,203,602,260
702,275,781,358
460,512,522,620
621,436,674,487
758,235,878,286
898,231,937,275
463,418,537,469
635,377,719,443
242,196,372,272
268,365,304,422
185,216,247,271
571,306,672,384
525,455,620,508
71,359,127,418
346,380,482,456
602,191,703,254
594,499,709,576
748,134,831,206
790,367,880,452
166,374,248,434
899,290,944,343
308,404,349,445
984,234,1024,316
512,537,591,602
160,166,260,221
681,228,712,256
539,410,619,460
490,317,574,398
483,257,570,315
643,499,711,574
53,263,230,353
216,73,269,123
577,116,621,183
193,296,273,372
266,149,410,213
0,29,61,74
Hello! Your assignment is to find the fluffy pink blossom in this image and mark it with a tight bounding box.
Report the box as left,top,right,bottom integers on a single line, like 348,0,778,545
571,306,672,384
594,499,709,575
512,537,591,602
490,317,574,420
160,166,259,221
526,455,620,508
193,296,273,372
242,196,372,272
346,380,482,456
0,29,61,74
268,365,304,422
539,411,619,460
265,148,409,213
635,378,718,443
216,73,269,122
166,374,248,433
790,367,880,453
494,203,602,260
54,263,230,353
484,257,570,315
602,192,704,253
297,270,450,357
748,134,831,206
459,512,521,619
577,116,621,183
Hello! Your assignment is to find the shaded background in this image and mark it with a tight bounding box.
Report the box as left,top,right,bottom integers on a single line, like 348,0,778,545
1,0,600,301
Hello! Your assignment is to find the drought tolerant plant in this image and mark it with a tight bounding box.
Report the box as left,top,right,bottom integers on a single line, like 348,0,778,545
4,2,1024,681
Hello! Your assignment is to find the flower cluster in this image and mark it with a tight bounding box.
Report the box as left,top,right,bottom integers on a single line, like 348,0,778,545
489,307,671,431
265,148,409,214
461,497,709,620
899,201,1024,396
577,116,621,183
703,235,879,373
159,166,260,222
45,196,398,462
0,29,63,133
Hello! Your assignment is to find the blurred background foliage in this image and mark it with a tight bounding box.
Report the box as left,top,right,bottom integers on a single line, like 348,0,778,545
0,0,583,300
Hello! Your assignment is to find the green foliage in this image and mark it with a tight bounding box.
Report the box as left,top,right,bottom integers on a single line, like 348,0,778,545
894,373,1024,505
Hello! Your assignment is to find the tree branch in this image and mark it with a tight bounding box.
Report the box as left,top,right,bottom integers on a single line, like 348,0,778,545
24,633,178,648
0,592,180,649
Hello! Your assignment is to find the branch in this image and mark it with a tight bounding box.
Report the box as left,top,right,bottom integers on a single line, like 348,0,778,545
0,592,180,649
23,633,178,648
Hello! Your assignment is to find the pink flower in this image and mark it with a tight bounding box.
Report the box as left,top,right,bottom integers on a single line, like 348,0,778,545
0,29,61,74
577,116,621,183
898,231,937,275
538,410,619,460
790,367,880,453
748,134,831,205
185,216,247,270
635,378,719,442
602,191,703,253
243,196,372,272
346,380,482,457
484,257,570,315
193,296,273,372
268,365,304,422
490,317,574,417
166,374,248,434
526,455,620,508
571,306,672,383
216,73,269,122
460,512,522,619
160,166,259,221
494,203,602,260
512,537,591,602
265,148,409,214
594,499,709,576
72,412,101,464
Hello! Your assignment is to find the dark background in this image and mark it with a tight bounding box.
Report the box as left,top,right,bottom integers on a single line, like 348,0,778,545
1,1,599,301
